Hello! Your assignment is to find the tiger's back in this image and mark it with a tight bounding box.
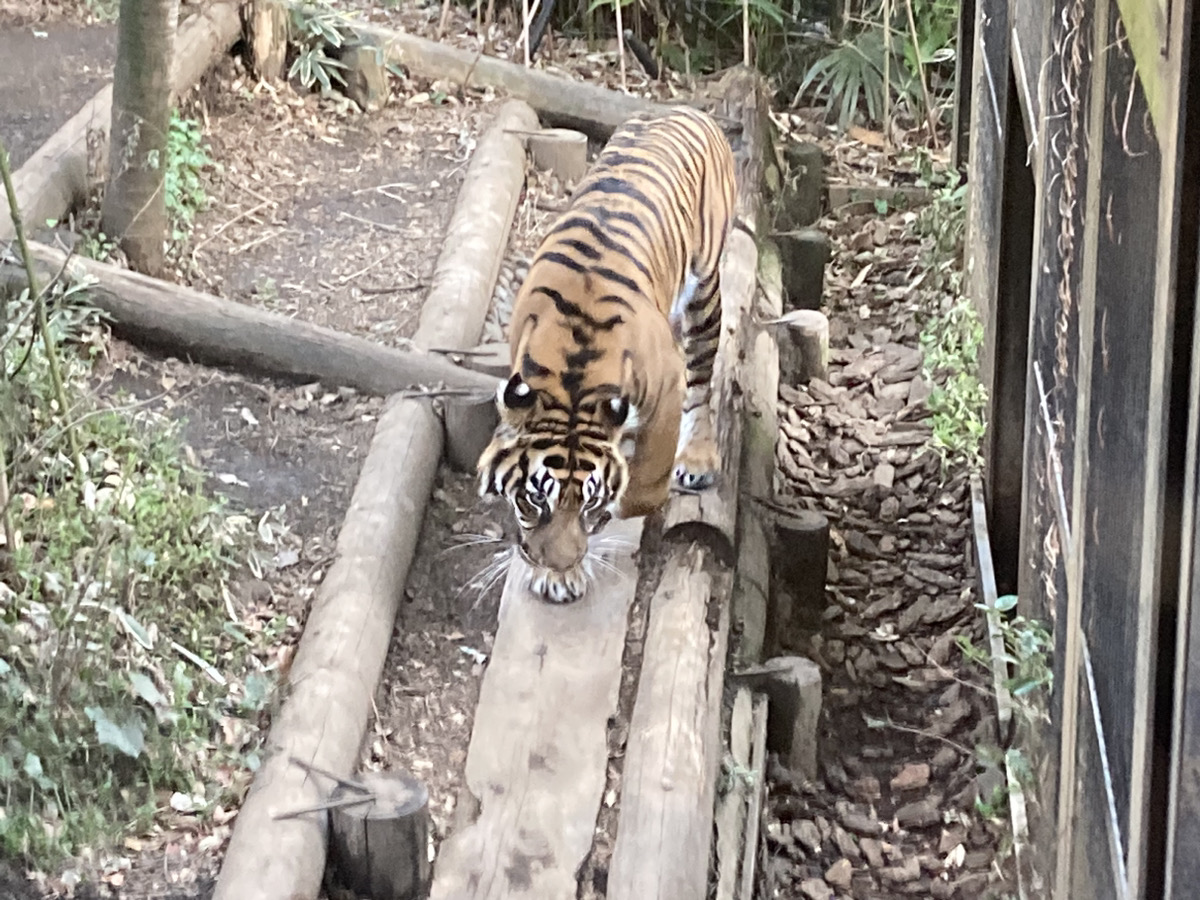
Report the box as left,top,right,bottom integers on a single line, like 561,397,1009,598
477,106,737,603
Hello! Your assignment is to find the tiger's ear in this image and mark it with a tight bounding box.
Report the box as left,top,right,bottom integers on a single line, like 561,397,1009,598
499,373,537,413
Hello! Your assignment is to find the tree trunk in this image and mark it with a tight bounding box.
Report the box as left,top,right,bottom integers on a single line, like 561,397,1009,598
102,0,180,275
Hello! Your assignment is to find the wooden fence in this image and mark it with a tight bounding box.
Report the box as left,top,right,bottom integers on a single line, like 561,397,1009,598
963,0,1200,895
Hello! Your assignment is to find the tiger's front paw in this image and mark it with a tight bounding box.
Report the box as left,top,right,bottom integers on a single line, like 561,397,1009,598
673,438,720,493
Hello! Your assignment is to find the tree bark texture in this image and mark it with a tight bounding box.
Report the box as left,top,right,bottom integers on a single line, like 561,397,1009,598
103,0,181,275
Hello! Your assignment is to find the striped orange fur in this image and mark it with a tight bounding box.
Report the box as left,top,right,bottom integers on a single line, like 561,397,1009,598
477,106,737,603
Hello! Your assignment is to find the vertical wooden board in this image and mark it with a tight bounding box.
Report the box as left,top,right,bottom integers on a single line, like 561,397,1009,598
1068,647,1130,900
1166,128,1200,899
1007,0,1047,147
428,517,643,900
607,544,731,900
1077,10,1163,862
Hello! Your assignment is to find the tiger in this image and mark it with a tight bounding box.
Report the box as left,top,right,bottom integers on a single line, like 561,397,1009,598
476,105,738,604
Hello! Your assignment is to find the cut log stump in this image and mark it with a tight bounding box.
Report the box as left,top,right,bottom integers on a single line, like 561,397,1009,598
339,42,392,112
528,128,588,184
776,308,830,385
770,508,830,641
777,228,830,313
248,0,290,82
327,771,432,900
211,99,537,900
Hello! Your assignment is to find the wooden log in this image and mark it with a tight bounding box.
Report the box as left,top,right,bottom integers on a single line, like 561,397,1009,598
1,0,242,241
776,309,830,384
731,236,782,667
607,543,732,900
249,0,290,82
427,516,644,899
211,99,537,900
350,19,662,140
714,687,754,899
528,128,589,184
607,66,773,900
327,770,432,900
0,249,501,399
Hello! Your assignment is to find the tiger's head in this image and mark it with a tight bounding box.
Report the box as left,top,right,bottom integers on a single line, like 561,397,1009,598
476,371,634,604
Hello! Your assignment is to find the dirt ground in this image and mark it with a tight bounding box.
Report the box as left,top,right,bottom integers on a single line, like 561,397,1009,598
0,5,1011,900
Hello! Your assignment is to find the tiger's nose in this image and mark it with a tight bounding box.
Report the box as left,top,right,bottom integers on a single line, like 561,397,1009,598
539,526,588,572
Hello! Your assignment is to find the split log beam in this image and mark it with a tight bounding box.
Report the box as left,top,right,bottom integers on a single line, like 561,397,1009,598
350,20,662,140
607,544,732,900
428,516,644,899
210,99,538,900
0,247,501,398
607,67,774,900
1,0,242,241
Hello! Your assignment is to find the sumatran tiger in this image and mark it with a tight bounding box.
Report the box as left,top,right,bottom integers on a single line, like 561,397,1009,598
476,106,738,604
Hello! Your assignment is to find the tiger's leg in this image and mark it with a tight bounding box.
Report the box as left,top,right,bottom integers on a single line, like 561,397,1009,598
669,261,723,492
618,374,683,519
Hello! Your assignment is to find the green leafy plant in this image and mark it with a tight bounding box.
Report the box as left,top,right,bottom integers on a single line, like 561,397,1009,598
957,594,1053,715
912,167,984,465
797,28,899,129
793,0,958,131
162,110,215,239
289,1,353,91
0,241,284,867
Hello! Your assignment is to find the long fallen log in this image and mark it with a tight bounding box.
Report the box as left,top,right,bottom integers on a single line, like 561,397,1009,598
210,98,539,900
1,0,242,241
0,246,501,397
351,20,662,140
607,66,772,900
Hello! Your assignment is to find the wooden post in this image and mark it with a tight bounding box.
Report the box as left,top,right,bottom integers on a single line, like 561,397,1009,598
339,42,392,113
769,509,830,644
776,228,830,312
734,656,822,779
1,0,241,241
327,771,432,900
211,100,538,900
775,309,830,385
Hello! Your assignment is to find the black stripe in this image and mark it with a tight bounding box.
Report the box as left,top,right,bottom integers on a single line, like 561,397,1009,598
541,251,589,275
522,353,552,379
592,266,640,293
